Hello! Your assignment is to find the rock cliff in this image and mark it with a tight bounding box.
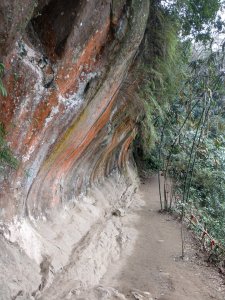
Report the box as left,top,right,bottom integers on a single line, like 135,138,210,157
0,0,149,298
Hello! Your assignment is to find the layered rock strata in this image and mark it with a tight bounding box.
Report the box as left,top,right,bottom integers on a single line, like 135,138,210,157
0,0,149,298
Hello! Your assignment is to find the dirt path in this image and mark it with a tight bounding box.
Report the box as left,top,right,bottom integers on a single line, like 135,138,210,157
98,176,225,300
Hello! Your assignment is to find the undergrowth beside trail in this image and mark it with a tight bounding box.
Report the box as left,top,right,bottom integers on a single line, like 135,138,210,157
134,0,225,259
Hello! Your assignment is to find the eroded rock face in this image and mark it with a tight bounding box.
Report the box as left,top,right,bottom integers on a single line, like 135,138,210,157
0,0,149,297
0,0,149,221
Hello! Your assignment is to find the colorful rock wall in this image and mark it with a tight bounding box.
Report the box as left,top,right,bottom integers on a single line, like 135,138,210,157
0,0,149,221
0,1,149,298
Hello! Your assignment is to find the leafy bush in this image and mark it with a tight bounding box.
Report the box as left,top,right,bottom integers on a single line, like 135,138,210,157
0,124,18,170
0,64,18,170
0,63,7,97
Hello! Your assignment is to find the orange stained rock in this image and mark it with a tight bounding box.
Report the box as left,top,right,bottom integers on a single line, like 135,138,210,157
20,92,61,153
34,85,120,207
118,132,135,169
14,18,110,157
0,74,32,150
49,89,119,177
93,116,134,179
0,73,20,127
54,113,132,205
56,18,110,96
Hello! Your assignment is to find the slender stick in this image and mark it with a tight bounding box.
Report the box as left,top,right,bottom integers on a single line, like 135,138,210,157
158,124,165,210
182,101,206,204
185,98,211,203
181,219,185,259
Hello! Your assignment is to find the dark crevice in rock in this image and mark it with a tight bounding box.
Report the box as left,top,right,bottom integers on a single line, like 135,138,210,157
26,0,81,61
11,290,24,300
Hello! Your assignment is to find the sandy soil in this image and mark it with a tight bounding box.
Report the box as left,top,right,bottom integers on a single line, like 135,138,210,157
4,175,224,300
94,176,225,300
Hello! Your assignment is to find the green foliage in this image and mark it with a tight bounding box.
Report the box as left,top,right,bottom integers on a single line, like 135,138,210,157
0,124,18,170
0,65,18,169
0,63,7,97
163,0,224,42
137,6,190,158
173,141,225,245
148,43,225,244
136,0,225,246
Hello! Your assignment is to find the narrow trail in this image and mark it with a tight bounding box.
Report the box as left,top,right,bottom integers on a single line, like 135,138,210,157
98,176,225,300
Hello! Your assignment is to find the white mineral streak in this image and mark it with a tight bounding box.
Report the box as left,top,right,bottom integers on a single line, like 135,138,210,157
16,41,45,102
24,136,57,191
58,71,99,110
44,106,59,127
13,41,45,153
22,144,36,162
